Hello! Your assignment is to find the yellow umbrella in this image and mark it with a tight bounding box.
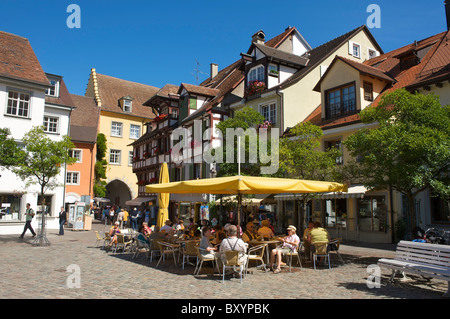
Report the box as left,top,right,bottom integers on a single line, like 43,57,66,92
157,162,170,228
146,175,347,231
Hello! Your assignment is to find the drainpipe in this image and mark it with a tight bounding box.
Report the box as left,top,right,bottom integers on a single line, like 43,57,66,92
276,90,284,136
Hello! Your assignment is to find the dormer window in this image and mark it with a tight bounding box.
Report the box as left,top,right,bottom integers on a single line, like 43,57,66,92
120,96,133,112
45,78,60,97
268,64,279,77
248,65,265,83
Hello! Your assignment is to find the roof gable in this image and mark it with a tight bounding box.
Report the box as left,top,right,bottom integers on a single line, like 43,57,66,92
0,31,50,87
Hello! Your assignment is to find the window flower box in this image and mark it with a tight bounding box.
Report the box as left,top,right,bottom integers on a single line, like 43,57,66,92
153,113,168,122
246,80,266,96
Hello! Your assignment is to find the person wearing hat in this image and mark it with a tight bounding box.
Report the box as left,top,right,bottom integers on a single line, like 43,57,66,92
109,221,121,248
269,225,300,274
257,219,274,240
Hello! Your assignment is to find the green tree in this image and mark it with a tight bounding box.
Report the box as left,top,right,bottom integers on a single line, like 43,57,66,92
11,126,77,199
344,88,450,239
215,107,276,176
94,133,108,197
279,122,342,229
0,128,24,167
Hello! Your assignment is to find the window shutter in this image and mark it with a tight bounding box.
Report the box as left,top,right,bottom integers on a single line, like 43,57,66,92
189,97,197,109
348,41,354,55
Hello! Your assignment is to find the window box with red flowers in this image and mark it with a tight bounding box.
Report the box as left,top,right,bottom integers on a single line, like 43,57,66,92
137,180,147,185
149,177,157,183
152,113,168,123
132,156,140,162
143,151,151,159
246,80,266,96
153,147,161,156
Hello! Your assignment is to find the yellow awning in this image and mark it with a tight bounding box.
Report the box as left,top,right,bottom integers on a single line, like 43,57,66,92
146,175,347,195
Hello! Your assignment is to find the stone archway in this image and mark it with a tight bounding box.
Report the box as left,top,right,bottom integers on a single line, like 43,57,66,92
105,179,132,208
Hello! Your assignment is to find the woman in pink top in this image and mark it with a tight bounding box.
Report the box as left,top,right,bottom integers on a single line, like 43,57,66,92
269,225,300,274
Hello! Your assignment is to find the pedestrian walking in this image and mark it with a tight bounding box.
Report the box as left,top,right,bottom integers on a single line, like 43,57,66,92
20,203,36,238
109,207,115,225
130,208,138,230
58,206,66,235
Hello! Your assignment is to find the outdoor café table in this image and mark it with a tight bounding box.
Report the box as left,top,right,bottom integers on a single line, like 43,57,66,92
249,238,283,266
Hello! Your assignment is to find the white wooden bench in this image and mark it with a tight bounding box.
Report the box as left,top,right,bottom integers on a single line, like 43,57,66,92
378,240,450,297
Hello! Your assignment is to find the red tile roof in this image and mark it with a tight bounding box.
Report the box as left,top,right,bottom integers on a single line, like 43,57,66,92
93,72,159,119
301,30,450,132
69,94,99,143
0,31,49,86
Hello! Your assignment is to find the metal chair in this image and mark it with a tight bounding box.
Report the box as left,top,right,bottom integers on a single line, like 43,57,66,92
312,241,331,270
149,238,161,262
156,241,179,268
95,231,106,248
102,232,111,250
133,235,150,260
194,247,220,276
284,243,302,272
328,238,345,265
113,234,132,253
246,244,266,274
182,241,199,270
222,250,246,284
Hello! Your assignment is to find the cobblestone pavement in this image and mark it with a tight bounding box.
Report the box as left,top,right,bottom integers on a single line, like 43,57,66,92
0,220,448,300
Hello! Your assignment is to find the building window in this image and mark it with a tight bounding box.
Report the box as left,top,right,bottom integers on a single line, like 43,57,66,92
110,149,121,165
128,151,133,166
325,83,356,119
68,149,82,163
7,90,30,118
171,108,179,118
123,99,132,112
43,116,59,133
431,193,450,223
248,65,265,83
130,124,140,139
352,43,361,58
260,102,276,124
357,196,387,232
325,140,343,165
368,49,378,59
363,82,373,101
66,172,80,185
268,64,278,76
45,79,59,97
111,122,123,137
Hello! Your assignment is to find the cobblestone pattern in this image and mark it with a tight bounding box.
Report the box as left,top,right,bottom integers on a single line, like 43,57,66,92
0,221,447,299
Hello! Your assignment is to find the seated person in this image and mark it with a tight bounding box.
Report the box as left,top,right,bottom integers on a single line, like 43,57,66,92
219,225,248,265
199,227,221,264
269,225,300,274
257,219,274,239
160,219,174,237
140,222,152,237
109,222,121,247
302,221,314,257
308,221,330,263
242,222,257,243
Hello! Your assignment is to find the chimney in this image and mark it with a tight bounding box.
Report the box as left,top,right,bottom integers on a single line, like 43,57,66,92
251,30,266,45
210,63,218,79
446,0,450,30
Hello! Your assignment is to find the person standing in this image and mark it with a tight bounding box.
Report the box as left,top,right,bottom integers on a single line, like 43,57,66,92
20,203,36,238
58,206,67,235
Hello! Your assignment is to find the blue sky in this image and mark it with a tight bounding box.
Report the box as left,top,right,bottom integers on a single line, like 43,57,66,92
0,0,447,96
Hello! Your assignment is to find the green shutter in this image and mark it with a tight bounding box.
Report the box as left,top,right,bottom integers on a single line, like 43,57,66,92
189,165,194,180
189,97,197,109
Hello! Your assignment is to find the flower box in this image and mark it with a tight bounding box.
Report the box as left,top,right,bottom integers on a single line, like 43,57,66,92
246,80,266,96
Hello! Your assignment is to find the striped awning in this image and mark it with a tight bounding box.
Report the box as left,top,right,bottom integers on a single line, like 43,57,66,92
274,185,368,201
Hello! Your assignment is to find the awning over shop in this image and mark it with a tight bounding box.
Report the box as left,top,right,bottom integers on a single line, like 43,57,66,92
125,197,156,206
274,185,368,201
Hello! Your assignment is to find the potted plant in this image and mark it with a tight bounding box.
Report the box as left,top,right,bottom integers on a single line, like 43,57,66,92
247,80,266,96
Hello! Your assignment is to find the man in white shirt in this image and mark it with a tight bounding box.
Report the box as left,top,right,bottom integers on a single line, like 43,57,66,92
160,219,174,236
219,225,248,265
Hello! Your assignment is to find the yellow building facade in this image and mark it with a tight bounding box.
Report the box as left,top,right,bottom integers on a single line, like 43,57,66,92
85,69,159,207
